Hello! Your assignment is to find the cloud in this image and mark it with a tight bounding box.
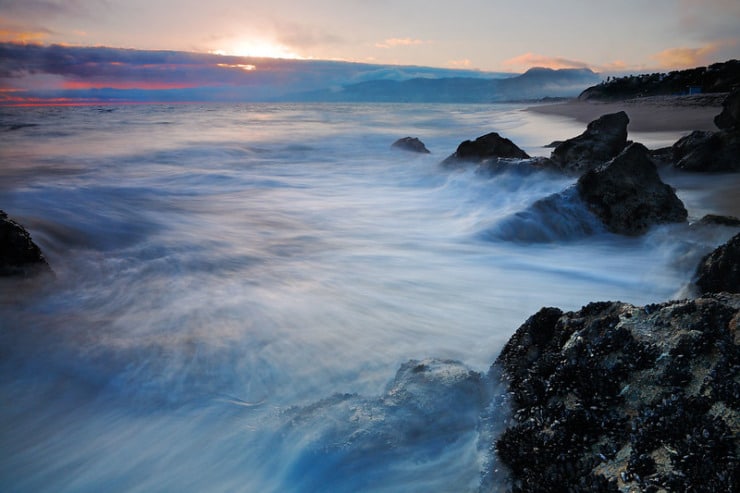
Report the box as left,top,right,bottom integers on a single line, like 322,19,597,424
677,0,740,39
447,59,472,69
651,39,738,69
501,53,592,72
273,22,345,50
0,42,495,104
0,0,93,18
375,38,430,49
0,21,53,43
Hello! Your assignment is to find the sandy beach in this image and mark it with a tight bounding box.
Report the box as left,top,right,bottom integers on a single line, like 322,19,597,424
528,94,727,133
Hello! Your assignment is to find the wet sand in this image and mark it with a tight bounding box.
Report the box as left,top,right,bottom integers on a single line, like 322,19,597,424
527,94,726,133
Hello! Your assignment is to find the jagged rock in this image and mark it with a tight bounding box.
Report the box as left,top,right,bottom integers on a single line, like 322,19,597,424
1,210,52,277
550,111,629,173
577,143,687,235
494,294,740,493
695,233,740,294
441,132,529,166
391,136,430,154
714,89,740,130
672,129,740,172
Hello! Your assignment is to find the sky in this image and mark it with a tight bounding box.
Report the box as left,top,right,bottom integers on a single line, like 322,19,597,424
1,0,738,104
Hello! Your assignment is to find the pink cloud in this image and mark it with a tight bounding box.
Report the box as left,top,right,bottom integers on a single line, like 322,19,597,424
501,53,593,72
375,38,430,49
650,39,738,69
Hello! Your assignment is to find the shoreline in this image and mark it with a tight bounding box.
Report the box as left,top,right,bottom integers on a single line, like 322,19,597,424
527,94,726,133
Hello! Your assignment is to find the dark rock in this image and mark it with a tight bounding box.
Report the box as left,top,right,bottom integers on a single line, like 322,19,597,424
714,89,740,130
442,132,529,166
550,111,629,174
494,294,740,493
476,156,556,175
0,210,52,277
577,143,688,235
391,136,430,154
672,129,740,172
695,233,740,294
697,214,740,227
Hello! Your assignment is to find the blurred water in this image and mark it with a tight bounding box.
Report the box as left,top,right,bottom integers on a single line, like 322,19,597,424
0,103,736,492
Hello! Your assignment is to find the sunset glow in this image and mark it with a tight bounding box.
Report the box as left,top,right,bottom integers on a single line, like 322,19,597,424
213,40,304,60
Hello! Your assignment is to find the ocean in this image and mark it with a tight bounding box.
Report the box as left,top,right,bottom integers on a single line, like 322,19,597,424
0,103,736,492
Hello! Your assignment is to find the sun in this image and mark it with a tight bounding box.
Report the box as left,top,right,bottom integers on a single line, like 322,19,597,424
214,39,304,60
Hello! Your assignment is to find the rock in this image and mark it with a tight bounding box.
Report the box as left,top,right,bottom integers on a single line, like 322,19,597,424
391,136,430,154
494,294,740,493
714,89,740,130
550,111,629,173
672,129,740,172
695,233,740,294
696,214,740,227
577,143,688,235
280,358,487,490
0,210,52,277
441,132,529,166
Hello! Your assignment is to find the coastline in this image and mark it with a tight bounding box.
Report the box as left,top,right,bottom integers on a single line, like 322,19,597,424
527,94,726,133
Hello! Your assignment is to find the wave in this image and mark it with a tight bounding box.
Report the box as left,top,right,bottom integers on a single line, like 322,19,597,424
481,185,606,243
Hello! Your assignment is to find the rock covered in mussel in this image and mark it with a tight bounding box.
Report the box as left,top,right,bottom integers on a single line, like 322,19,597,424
493,294,739,492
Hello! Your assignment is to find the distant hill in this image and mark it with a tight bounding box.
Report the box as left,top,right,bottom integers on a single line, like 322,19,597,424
285,67,601,103
579,59,740,101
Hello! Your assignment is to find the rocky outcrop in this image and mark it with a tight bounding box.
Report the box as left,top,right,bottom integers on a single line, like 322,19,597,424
494,293,740,492
695,232,740,294
442,132,529,166
391,136,430,154
550,111,629,174
1,210,52,277
714,89,740,130
672,129,740,172
576,143,688,235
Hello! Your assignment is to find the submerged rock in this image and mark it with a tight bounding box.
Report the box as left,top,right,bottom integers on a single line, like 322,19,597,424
577,143,688,235
280,358,489,490
442,132,529,166
494,294,740,493
0,210,52,277
695,232,740,294
391,136,430,154
550,111,629,174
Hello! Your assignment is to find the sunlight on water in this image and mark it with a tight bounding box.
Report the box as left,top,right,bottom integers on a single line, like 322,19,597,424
1,103,737,492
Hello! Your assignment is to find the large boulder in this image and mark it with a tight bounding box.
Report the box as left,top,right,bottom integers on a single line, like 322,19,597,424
442,132,529,166
391,136,430,154
550,111,629,173
494,294,740,492
672,129,740,172
1,210,52,277
695,232,740,294
577,143,687,235
714,89,740,130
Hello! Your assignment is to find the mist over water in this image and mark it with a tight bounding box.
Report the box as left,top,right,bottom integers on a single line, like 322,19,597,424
1,103,736,492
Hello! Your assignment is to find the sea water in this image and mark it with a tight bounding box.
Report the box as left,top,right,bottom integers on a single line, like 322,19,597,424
0,103,737,492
